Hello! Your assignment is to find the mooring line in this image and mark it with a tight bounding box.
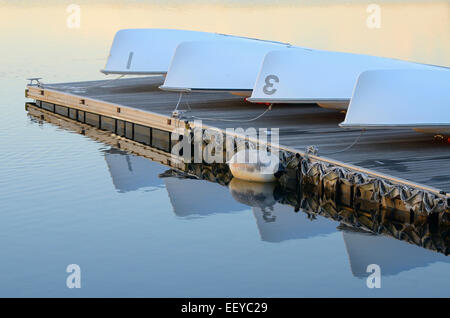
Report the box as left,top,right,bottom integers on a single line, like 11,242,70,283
309,129,366,156
173,92,272,123
187,106,272,123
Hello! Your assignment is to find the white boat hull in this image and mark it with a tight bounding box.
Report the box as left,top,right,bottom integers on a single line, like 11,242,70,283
248,49,441,109
101,29,224,75
160,39,296,94
340,69,450,135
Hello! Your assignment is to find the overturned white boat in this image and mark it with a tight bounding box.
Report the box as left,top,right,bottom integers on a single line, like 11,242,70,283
248,50,441,110
102,29,237,75
160,39,296,96
340,69,450,135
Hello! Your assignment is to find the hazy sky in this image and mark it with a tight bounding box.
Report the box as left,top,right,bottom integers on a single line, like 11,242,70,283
1,0,448,69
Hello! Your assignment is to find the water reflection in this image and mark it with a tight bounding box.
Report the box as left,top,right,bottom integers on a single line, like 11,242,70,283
229,178,337,242
254,204,338,243
102,146,449,278
341,226,450,277
104,147,248,215
104,148,166,192
162,174,248,216
229,178,278,209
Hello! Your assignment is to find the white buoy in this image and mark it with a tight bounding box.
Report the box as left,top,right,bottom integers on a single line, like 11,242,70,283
228,149,280,183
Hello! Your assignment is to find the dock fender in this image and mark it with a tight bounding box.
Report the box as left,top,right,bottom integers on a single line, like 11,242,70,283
228,149,280,183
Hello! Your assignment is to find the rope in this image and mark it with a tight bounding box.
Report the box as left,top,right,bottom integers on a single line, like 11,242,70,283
173,91,184,112
311,129,365,156
187,106,272,123
174,92,272,123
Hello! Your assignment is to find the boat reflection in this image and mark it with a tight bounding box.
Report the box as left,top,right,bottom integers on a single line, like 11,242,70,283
104,147,248,215
341,226,450,277
229,178,337,242
162,174,248,217
104,148,166,192
102,147,449,277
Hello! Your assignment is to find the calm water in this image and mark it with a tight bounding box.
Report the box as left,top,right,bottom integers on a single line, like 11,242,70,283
1,0,449,297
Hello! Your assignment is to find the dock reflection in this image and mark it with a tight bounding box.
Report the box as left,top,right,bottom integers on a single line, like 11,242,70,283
102,146,450,277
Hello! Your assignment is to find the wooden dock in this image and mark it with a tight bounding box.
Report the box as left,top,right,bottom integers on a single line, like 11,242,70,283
25,76,450,211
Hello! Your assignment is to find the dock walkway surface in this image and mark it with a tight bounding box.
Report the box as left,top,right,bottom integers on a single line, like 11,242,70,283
27,76,450,193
